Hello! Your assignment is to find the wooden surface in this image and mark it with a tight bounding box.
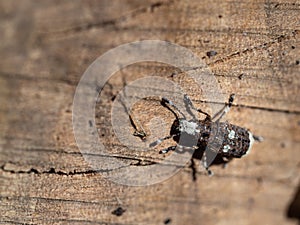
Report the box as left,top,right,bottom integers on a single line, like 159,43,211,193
0,0,300,224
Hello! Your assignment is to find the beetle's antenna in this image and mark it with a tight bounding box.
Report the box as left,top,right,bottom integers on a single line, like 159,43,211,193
149,133,180,148
183,94,197,120
212,93,235,121
183,94,211,119
161,97,186,119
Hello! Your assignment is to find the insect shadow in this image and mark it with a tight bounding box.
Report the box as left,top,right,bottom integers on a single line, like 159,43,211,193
287,182,300,224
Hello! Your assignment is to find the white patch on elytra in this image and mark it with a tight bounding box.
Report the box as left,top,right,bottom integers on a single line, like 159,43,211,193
228,130,235,139
223,145,231,153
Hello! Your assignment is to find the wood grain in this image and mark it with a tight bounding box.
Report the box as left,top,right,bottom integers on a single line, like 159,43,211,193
0,0,299,224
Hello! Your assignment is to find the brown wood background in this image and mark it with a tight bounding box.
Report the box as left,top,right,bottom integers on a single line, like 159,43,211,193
0,0,299,224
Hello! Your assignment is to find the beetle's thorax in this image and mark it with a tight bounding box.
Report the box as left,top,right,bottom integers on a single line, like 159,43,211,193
178,119,200,136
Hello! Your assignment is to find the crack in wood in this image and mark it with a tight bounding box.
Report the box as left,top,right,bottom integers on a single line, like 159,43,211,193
0,155,159,176
1,65,298,115
193,99,300,115
0,221,35,225
0,164,97,176
208,30,299,66
41,0,174,36
0,71,77,86
0,195,115,205
1,219,130,225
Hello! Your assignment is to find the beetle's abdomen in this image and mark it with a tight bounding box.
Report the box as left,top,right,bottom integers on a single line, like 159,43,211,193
218,122,254,158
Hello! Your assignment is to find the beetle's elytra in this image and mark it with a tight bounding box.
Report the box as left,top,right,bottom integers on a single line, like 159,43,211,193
132,94,262,176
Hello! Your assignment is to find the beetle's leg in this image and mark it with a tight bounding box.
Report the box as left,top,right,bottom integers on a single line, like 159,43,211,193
129,112,147,140
158,144,194,154
149,135,173,148
159,145,177,154
118,87,147,140
149,133,180,148
161,97,186,119
212,93,235,122
183,94,211,120
221,156,232,169
201,151,214,176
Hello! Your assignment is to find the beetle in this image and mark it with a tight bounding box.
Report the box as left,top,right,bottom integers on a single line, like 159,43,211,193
147,93,262,177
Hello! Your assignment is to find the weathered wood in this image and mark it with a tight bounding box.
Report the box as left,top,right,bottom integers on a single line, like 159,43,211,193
0,0,299,224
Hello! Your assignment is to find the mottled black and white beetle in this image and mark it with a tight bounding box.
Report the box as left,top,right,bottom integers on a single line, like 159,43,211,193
147,94,262,176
